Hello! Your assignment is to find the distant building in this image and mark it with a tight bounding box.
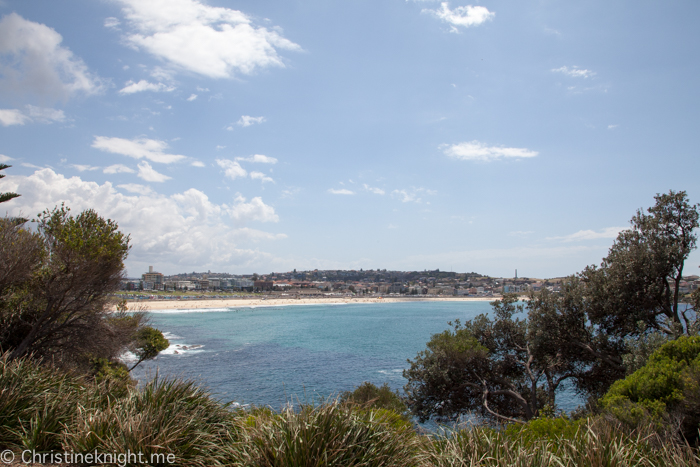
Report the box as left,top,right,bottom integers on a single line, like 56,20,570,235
254,280,274,291
142,266,164,290
232,278,254,290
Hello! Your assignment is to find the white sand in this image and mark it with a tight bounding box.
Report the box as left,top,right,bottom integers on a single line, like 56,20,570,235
118,295,496,311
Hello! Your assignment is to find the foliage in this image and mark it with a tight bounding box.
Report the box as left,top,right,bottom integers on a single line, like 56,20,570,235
0,352,90,451
90,357,133,398
0,205,136,370
601,335,700,441
582,190,700,338
3,354,700,466
404,293,582,423
0,164,20,205
0,217,44,297
426,417,700,467
621,324,671,375
340,381,408,416
129,326,170,371
504,416,585,445
64,377,245,467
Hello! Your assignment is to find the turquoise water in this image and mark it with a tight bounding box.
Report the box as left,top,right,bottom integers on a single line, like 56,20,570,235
131,301,579,412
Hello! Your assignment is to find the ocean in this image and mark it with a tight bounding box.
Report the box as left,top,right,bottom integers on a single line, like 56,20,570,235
130,300,581,413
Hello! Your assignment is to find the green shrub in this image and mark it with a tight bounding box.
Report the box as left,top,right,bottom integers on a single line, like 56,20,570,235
90,357,133,398
340,381,408,414
601,335,700,440
504,416,585,445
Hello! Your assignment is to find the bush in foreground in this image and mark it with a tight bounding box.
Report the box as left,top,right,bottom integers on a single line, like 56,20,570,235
340,381,408,414
601,335,700,442
3,354,700,466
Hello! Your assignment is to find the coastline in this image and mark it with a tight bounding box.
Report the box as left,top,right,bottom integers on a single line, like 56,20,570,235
117,295,498,311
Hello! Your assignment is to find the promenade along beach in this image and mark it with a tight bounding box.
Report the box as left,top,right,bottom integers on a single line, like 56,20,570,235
119,295,496,311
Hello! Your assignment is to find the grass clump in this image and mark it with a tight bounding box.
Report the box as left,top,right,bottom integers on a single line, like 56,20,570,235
63,378,247,466
244,402,422,467
425,417,700,467
0,352,95,451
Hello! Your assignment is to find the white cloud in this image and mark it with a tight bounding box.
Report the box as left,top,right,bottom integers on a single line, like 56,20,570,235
24,105,67,123
328,188,354,195
191,161,205,167
103,164,135,174
547,227,625,242
0,109,29,126
0,13,104,100
235,154,277,164
250,171,274,183
227,194,278,222
423,3,494,32
92,136,186,164
216,158,247,179
0,154,13,163
117,183,154,195
608,124,618,130
115,0,301,79
0,106,66,126
137,161,170,182
104,17,121,29
150,66,175,82
391,187,436,203
71,164,99,172
363,184,385,195
236,115,265,127
551,66,596,79
2,168,283,272
443,141,538,162
509,230,534,237
119,79,176,94
187,94,198,101
281,187,300,199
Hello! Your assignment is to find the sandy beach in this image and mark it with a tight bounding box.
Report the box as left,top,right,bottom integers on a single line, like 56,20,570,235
120,295,497,311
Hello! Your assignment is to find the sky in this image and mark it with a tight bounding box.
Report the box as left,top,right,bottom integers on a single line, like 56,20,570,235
1,0,699,278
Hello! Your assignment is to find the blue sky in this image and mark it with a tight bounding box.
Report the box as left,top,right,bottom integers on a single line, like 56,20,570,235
1,0,699,278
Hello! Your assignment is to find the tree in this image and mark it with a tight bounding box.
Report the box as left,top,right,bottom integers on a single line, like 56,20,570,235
526,278,627,399
129,326,170,371
0,205,163,372
405,192,700,422
0,164,20,205
544,191,700,399
404,294,580,423
582,190,699,337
